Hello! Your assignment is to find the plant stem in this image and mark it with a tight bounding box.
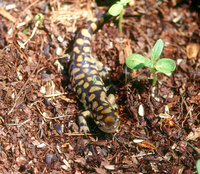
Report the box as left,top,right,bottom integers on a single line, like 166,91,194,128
187,142,200,154
119,10,123,33
150,68,157,86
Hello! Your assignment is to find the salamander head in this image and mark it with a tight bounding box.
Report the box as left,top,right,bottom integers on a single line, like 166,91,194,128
95,111,120,133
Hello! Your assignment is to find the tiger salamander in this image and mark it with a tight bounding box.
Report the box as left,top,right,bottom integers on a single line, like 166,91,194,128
69,12,120,133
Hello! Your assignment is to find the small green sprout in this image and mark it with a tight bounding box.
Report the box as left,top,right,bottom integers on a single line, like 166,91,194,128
126,39,176,86
187,142,200,173
22,28,28,34
33,13,44,28
197,159,200,174
108,0,130,33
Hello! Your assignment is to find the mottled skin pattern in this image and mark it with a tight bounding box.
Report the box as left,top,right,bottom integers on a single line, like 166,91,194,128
69,13,120,133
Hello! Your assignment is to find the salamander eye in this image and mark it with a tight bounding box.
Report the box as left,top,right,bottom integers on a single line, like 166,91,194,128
96,120,105,128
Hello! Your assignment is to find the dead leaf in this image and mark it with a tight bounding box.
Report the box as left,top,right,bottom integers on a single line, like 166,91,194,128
186,43,199,59
94,167,107,174
101,160,115,170
119,50,125,65
90,140,107,146
185,127,200,141
138,141,156,150
124,39,132,60
190,92,200,104
131,69,137,77
0,7,17,23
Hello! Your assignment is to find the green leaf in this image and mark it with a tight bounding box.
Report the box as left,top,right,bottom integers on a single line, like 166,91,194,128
155,58,176,74
126,54,147,69
33,13,44,21
22,28,28,34
197,159,200,174
144,58,151,68
120,0,131,5
33,14,40,21
151,39,164,61
108,4,123,16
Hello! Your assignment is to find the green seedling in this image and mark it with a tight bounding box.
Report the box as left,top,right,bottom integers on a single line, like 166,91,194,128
126,39,176,86
108,0,130,33
18,13,45,48
197,159,200,174
187,142,200,173
33,13,44,28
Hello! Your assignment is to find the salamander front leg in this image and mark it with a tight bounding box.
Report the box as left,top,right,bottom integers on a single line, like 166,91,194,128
54,53,72,73
95,60,110,80
78,110,91,133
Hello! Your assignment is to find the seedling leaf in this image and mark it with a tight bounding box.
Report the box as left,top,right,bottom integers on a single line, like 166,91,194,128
33,14,40,21
144,58,151,68
22,28,28,34
197,159,200,174
121,0,131,5
108,4,123,16
155,58,176,74
151,39,164,61
126,54,146,69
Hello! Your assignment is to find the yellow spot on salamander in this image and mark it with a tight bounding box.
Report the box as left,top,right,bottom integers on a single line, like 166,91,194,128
81,92,86,101
114,112,119,117
76,55,83,62
75,73,85,80
100,91,106,101
90,64,97,69
82,99,87,107
73,46,80,54
89,86,102,93
73,87,76,92
83,68,89,73
90,69,97,75
78,80,84,86
76,63,82,67
84,39,91,45
94,80,103,86
83,47,91,52
81,29,91,38
85,57,93,63
88,94,95,101
97,105,104,111
71,67,80,74
103,86,107,91
77,88,82,95
87,77,92,82
101,108,111,114
83,82,89,88
76,38,84,45
91,23,97,31
82,110,91,117
97,115,104,120
92,101,98,110
82,64,89,68
91,18,97,22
